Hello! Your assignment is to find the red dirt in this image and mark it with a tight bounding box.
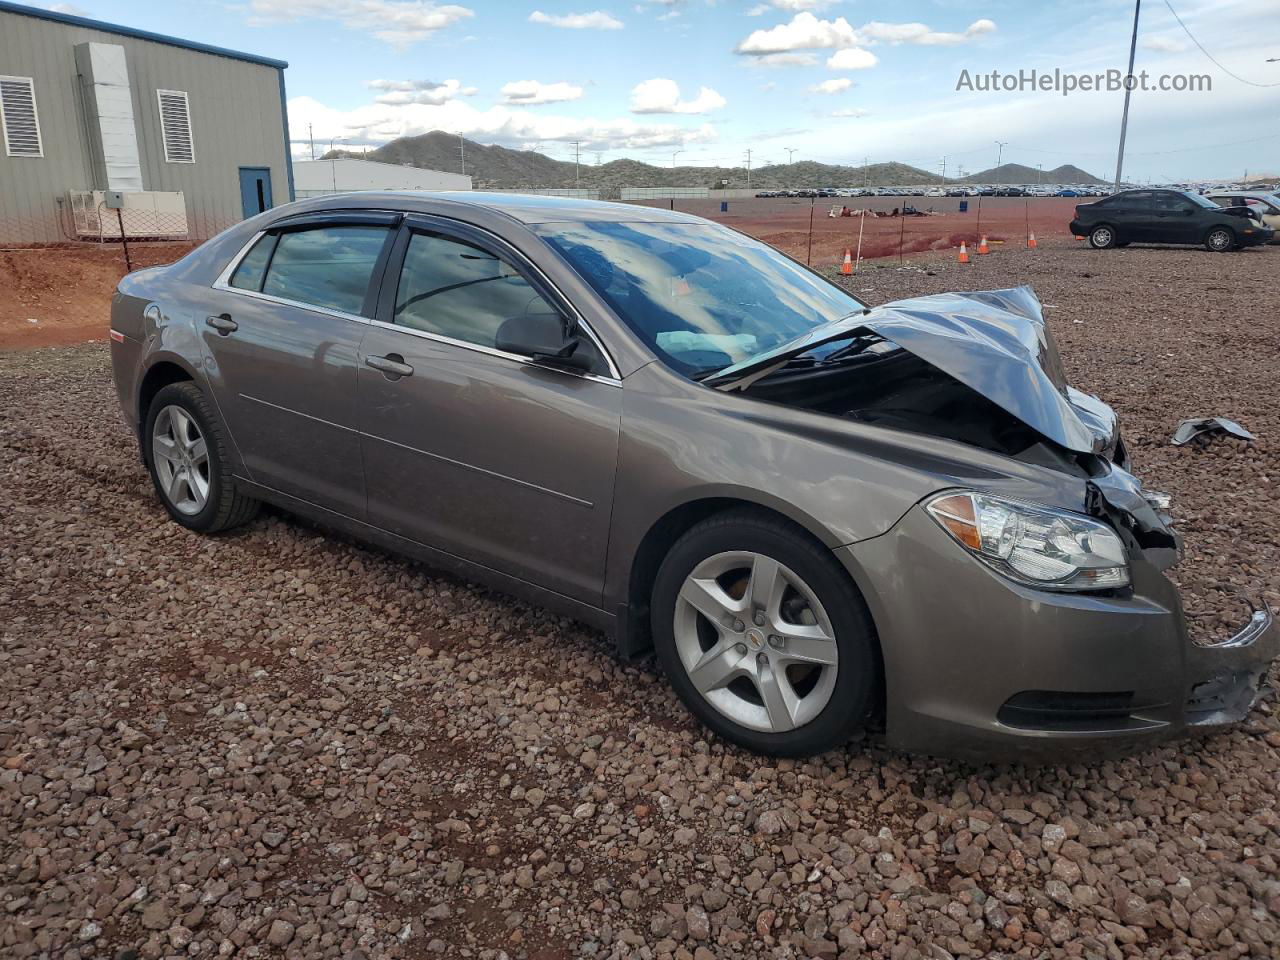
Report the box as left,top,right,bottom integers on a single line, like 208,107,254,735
647,195,1083,268
0,198,1086,350
0,242,195,349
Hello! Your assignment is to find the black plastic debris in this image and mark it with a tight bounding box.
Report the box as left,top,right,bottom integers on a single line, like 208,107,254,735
1170,417,1256,446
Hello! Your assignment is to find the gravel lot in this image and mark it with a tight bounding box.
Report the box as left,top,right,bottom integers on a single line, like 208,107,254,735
2,240,1279,960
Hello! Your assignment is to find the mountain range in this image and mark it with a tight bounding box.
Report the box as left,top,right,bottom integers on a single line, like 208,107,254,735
321,132,1101,191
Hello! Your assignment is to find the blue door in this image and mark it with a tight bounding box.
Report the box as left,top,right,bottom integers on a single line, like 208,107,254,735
238,167,273,219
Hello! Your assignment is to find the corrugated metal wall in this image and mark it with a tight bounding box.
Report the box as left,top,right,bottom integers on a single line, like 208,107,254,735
0,9,289,243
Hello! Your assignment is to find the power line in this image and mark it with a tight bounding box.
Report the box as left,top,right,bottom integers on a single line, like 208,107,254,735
1162,0,1280,87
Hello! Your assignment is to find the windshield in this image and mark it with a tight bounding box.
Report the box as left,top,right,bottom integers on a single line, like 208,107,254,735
535,220,866,378
1182,191,1219,209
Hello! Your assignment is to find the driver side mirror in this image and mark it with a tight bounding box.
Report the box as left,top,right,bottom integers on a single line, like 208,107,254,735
495,312,593,372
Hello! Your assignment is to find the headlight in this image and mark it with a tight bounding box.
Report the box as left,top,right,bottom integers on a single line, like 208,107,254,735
926,491,1130,591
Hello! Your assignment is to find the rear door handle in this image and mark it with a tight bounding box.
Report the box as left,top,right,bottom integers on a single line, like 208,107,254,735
365,354,414,378
206,314,238,335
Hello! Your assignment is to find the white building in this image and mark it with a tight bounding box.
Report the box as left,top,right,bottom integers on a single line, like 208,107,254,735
294,157,471,196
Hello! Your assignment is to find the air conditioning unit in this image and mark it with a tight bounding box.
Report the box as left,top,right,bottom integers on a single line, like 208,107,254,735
68,190,188,240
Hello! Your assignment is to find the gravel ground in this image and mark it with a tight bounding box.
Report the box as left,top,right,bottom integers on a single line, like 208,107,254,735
2,240,1279,960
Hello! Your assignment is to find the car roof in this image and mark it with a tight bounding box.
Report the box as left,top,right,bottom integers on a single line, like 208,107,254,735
298,191,708,226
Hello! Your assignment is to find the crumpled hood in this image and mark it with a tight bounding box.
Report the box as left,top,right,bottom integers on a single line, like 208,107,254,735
712,285,1115,455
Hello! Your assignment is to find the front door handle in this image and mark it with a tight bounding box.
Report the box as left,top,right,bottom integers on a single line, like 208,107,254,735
206,314,238,335
365,354,414,379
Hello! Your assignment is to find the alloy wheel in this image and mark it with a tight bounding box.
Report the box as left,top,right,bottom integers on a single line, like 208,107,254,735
1208,229,1232,251
672,551,839,733
151,405,210,516
1091,227,1113,248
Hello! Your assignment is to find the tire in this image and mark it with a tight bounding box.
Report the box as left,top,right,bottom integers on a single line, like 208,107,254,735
651,510,878,757
1204,227,1235,252
142,381,259,533
1088,225,1117,249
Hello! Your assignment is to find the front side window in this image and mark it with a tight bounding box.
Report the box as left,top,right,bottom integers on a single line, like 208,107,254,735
260,225,389,315
393,231,558,350
536,220,866,378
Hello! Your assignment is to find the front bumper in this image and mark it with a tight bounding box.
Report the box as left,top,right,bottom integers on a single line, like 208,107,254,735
838,505,1278,762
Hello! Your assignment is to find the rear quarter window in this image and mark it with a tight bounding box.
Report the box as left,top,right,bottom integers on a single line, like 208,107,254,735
229,234,277,292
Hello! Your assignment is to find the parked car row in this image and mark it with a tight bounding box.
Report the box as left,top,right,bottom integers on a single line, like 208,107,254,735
752,185,1112,200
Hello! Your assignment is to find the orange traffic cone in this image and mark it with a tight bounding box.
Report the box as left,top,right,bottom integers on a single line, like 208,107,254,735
958,242,970,264
1027,232,1038,249
840,248,853,275
978,235,990,255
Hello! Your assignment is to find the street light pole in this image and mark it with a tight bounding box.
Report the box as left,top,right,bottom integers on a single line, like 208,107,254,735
1114,0,1142,192
786,148,797,164
994,141,1008,184
672,150,683,168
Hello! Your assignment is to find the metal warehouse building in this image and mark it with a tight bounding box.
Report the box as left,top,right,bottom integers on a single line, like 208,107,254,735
0,0,292,244
294,157,472,197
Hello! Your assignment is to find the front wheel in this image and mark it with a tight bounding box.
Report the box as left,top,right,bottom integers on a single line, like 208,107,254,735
1089,225,1117,249
651,511,878,756
143,382,259,533
1205,227,1235,252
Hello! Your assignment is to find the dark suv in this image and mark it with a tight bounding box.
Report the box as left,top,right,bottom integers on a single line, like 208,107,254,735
1070,189,1273,251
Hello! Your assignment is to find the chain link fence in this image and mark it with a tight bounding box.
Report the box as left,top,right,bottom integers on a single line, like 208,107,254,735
1,193,1082,349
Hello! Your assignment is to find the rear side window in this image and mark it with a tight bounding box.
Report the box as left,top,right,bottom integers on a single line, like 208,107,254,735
260,225,389,315
229,234,277,291
393,231,558,348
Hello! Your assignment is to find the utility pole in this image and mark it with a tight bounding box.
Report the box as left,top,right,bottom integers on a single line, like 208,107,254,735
570,140,581,189
1037,163,1043,184
940,156,947,183
863,156,869,190
744,148,752,190
994,141,1008,184
458,134,466,177
1114,0,1142,192
308,123,315,160
786,147,797,165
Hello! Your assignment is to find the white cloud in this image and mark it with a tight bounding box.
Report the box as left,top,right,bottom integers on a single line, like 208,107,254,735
749,0,836,11
500,80,585,105
246,0,474,47
630,78,727,114
859,18,996,46
288,94,717,155
743,52,821,68
809,77,852,94
528,9,623,29
369,79,476,105
736,12,859,53
1142,35,1188,53
826,48,878,70
737,13,996,57
831,107,869,118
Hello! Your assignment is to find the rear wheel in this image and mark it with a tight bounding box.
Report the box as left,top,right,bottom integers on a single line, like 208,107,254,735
1205,227,1235,252
651,511,878,756
1088,225,1117,249
143,382,259,533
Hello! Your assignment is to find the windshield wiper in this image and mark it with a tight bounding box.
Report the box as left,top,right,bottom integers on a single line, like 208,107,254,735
698,308,872,385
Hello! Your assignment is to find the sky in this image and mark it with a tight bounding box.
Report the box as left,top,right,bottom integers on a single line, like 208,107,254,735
31,0,1280,181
